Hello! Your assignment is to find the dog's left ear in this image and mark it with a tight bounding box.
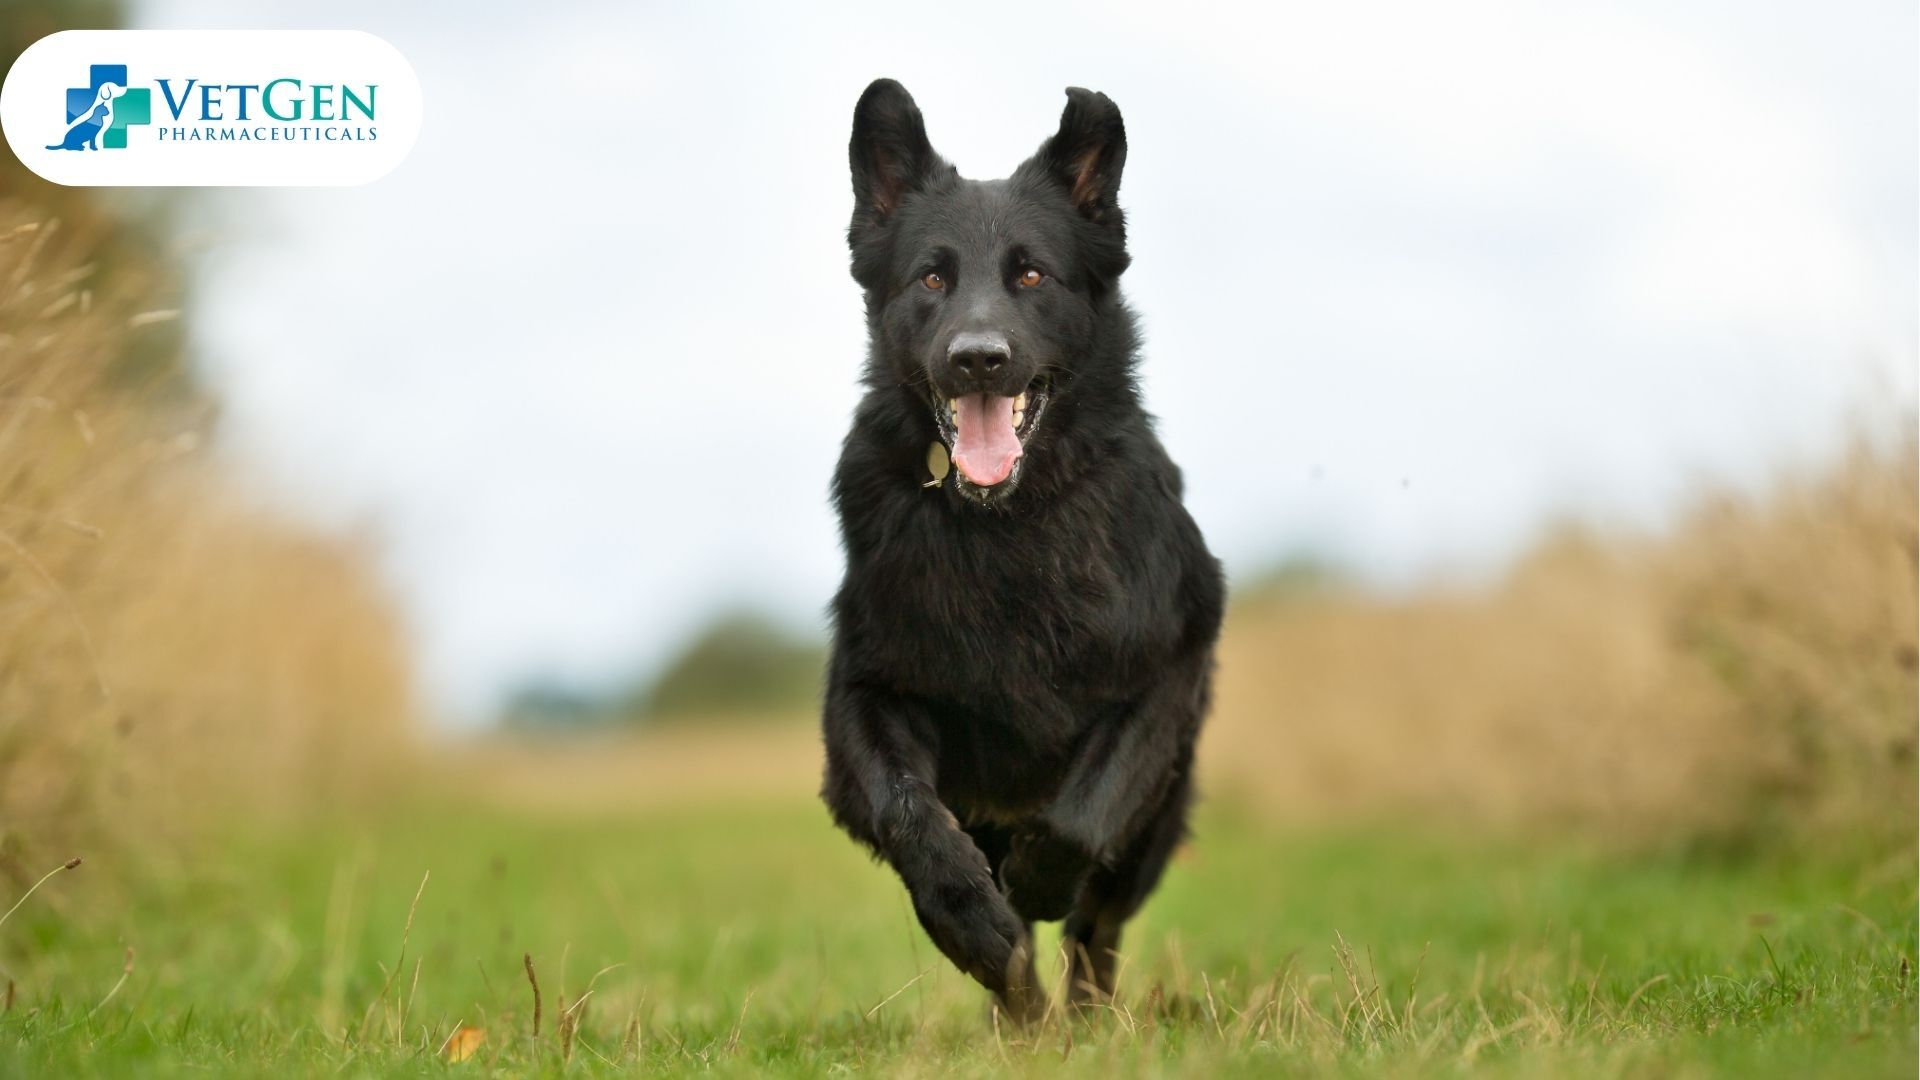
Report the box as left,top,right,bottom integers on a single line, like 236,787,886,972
1038,87,1127,224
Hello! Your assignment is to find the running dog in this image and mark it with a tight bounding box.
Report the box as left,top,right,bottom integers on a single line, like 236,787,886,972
821,79,1225,1022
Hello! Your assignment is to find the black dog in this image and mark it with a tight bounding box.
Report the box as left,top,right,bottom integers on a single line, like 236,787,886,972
820,79,1224,1022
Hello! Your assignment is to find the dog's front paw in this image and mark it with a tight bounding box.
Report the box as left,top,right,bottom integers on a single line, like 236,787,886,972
909,866,1031,993
1000,829,1092,922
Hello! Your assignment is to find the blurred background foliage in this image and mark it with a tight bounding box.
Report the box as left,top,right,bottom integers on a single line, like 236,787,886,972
0,203,417,883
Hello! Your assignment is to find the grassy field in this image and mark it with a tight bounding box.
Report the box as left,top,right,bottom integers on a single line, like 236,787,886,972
0,765,1912,1078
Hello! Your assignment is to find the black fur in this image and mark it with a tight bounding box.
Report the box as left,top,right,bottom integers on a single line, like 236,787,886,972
821,79,1225,1022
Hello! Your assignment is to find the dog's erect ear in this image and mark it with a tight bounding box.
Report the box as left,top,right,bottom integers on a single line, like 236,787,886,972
1039,87,1126,223
850,79,944,222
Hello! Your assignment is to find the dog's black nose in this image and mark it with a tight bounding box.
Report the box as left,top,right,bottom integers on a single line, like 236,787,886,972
948,331,1010,379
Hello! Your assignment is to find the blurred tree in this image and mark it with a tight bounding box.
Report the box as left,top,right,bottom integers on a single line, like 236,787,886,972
1239,552,1352,606
638,611,823,721
503,610,825,731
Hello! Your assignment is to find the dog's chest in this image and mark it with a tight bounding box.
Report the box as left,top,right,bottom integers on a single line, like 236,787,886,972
852,496,1150,706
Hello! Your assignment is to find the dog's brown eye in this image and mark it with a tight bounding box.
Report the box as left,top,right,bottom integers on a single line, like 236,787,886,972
922,272,945,291
1017,268,1044,288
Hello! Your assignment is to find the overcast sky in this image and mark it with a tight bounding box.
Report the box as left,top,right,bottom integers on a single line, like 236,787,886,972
135,1,1917,723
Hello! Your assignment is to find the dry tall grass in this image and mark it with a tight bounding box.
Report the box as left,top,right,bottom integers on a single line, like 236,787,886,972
0,207,416,875
1204,432,1919,846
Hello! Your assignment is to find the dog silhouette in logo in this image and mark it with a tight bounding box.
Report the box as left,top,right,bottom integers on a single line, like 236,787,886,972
47,82,121,151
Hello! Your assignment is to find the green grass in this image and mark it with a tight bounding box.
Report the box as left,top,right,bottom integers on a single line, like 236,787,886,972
0,792,1912,1077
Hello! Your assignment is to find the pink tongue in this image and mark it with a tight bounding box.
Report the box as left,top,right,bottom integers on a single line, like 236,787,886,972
952,393,1022,486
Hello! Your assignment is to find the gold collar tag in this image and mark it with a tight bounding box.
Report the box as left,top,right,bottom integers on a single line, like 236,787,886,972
923,441,950,489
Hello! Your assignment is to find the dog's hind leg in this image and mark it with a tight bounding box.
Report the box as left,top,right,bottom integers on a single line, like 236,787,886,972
1063,764,1193,1007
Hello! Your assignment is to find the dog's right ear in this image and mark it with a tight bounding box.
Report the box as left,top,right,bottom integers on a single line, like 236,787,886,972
849,79,946,228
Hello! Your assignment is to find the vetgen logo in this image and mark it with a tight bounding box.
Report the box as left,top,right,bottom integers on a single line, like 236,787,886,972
2,30,422,186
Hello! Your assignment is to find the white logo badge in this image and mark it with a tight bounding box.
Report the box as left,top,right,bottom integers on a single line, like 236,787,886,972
1,30,423,186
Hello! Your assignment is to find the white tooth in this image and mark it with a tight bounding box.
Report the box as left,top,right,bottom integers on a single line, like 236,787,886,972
948,398,960,414
1014,392,1027,410
1013,410,1026,428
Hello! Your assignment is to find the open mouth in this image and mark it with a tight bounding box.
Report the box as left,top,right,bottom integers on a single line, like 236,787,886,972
932,375,1051,494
